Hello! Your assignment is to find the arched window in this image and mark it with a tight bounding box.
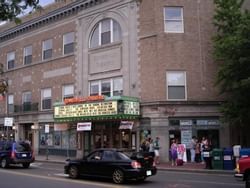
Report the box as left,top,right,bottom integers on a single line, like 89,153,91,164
90,18,122,48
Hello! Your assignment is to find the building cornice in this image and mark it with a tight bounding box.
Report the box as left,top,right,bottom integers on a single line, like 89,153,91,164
0,0,106,42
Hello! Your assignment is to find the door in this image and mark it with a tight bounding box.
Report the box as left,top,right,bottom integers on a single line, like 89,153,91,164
83,132,91,156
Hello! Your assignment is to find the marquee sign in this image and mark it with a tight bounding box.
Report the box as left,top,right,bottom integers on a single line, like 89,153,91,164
54,101,118,119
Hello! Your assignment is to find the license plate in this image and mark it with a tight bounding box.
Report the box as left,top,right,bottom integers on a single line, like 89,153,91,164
22,154,27,157
146,170,152,176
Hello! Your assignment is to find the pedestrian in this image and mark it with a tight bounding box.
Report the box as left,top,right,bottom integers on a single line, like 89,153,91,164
190,136,197,163
170,139,178,166
195,139,201,163
153,137,160,164
148,138,155,157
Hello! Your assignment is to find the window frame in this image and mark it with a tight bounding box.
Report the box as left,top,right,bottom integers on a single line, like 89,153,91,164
89,77,123,97
89,18,122,48
23,45,32,65
41,88,52,110
7,51,15,70
62,84,74,101
63,32,75,55
22,91,32,111
7,94,14,114
164,7,184,33
166,71,187,100
42,39,53,60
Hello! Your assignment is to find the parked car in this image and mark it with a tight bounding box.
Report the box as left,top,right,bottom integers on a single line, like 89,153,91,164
235,156,250,188
0,141,35,168
64,148,157,184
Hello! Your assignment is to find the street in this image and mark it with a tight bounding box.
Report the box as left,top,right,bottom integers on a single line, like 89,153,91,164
0,162,244,188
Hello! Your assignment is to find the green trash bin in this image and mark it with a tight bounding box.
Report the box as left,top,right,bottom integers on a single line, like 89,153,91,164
212,148,223,169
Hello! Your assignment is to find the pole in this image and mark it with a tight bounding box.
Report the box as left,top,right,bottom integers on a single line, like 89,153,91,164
46,133,49,160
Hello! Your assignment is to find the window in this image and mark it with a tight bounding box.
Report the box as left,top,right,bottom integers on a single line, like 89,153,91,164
166,71,186,100
62,84,74,100
7,51,15,70
41,88,52,110
24,45,32,64
7,94,14,114
22,91,32,111
42,39,52,60
90,18,122,48
89,77,123,97
164,7,184,33
63,32,74,54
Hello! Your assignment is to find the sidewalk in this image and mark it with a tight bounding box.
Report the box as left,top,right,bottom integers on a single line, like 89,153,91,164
35,154,234,175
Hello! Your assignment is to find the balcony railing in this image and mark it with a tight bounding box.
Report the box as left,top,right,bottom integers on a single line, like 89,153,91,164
14,102,39,113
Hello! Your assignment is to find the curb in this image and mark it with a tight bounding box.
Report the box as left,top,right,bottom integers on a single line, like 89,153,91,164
35,159,234,175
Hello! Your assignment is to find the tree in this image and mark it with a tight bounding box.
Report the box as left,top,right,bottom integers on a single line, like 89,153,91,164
213,0,250,128
0,0,40,23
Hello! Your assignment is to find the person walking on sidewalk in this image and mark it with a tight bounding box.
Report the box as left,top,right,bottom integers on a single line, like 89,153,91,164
153,137,160,164
190,136,197,163
170,139,178,166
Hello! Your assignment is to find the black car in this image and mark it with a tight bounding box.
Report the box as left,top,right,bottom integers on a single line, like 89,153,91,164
64,148,157,184
0,141,35,168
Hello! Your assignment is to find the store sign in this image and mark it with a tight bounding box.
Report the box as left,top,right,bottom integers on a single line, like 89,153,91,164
64,95,104,105
77,122,92,131
54,101,118,118
119,121,134,130
54,124,68,131
123,101,140,115
4,117,13,127
180,120,192,126
196,119,219,126
45,124,50,133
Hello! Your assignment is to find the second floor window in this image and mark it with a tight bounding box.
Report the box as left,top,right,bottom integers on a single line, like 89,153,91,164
24,45,32,65
7,51,15,70
22,91,32,111
90,18,122,48
41,88,52,110
166,71,186,100
164,7,184,33
62,84,74,101
89,77,123,97
7,94,14,114
43,39,52,60
63,32,74,54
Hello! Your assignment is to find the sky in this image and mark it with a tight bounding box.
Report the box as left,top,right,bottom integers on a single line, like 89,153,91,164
0,0,55,25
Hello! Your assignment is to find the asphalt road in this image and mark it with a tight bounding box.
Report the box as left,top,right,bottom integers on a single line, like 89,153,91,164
0,162,245,188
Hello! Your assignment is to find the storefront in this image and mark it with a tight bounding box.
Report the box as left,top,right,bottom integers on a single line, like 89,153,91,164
50,95,140,157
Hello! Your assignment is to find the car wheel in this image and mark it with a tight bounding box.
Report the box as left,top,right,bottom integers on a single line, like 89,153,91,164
112,169,124,184
246,173,250,188
68,165,79,179
22,163,30,168
1,158,9,168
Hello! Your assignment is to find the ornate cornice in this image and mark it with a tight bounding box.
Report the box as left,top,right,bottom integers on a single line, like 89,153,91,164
0,0,106,42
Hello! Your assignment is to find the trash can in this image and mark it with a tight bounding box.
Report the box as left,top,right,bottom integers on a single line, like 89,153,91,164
212,148,223,170
240,148,250,158
223,148,234,170
203,148,213,169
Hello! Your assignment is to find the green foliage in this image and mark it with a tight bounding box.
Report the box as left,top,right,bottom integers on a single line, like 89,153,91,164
0,0,41,23
213,0,250,125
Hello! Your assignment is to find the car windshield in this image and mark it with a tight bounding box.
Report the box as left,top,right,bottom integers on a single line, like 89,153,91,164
15,142,32,152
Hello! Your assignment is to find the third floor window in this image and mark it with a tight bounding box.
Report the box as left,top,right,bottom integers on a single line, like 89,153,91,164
63,32,75,55
43,39,52,60
164,7,184,33
7,51,15,70
24,45,32,65
90,18,122,48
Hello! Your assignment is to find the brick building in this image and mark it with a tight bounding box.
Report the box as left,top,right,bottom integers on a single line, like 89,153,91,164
0,0,242,162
